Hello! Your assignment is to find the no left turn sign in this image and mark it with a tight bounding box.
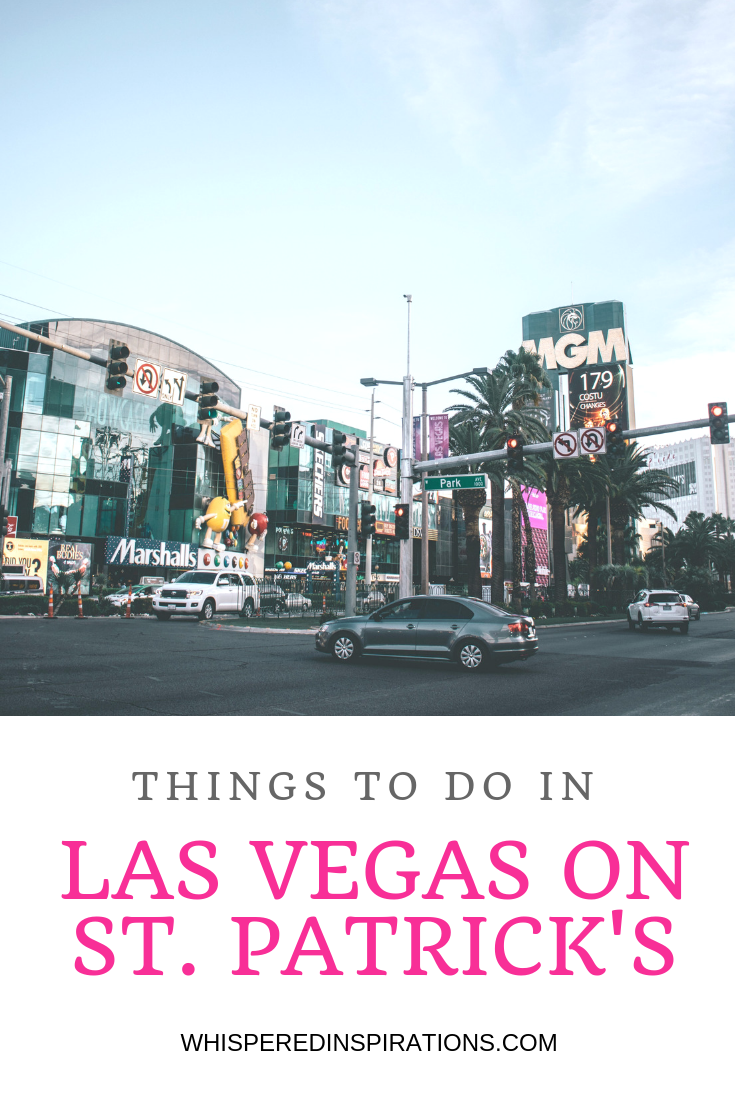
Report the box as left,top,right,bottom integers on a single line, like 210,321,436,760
133,359,162,398
552,430,579,460
580,427,607,456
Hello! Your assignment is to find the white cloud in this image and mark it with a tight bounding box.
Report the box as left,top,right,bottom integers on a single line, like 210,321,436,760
298,0,735,200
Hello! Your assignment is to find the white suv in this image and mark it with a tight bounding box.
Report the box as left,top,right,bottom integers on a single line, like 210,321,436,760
152,570,260,621
627,589,690,633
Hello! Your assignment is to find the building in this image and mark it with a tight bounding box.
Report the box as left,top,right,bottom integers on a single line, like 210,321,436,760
639,435,717,548
713,439,735,520
1,317,269,586
521,299,635,432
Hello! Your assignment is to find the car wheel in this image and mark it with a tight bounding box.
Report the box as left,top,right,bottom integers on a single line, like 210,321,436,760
457,641,485,671
155,612,171,621
628,615,636,630
332,633,359,662
680,622,689,634
696,612,700,621
199,598,215,621
638,614,648,632
240,598,255,619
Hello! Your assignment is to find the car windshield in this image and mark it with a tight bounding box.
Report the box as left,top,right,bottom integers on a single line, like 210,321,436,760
649,593,681,604
171,572,217,585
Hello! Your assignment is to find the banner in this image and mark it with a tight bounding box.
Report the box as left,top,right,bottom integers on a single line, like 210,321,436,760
428,414,449,460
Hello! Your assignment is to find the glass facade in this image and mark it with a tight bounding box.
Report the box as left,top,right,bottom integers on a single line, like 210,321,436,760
1,318,240,578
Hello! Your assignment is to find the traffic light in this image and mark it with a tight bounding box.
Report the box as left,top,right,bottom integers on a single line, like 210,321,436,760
708,402,730,444
198,381,219,420
0,505,8,537
605,419,626,457
271,409,292,450
506,434,524,474
394,503,410,540
332,430,348,464
105,344,130,391
361,501,377,538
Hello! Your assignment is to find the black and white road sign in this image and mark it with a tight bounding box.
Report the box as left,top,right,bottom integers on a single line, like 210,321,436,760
579,426,607,456
552,430,579,459
352,551,360,566
290,423,306,449
132,359,162,397
160,368,188,406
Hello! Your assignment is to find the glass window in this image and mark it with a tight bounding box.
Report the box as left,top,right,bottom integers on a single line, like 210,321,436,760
18,429,41,456
174,571,218,585
379,598,426,620
39,432,56,459
425,599,473,621
24,370,47,415
649,592,681,604
56,435,73,460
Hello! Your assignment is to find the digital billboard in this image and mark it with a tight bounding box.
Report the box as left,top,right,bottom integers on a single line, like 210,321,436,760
522,300,632,430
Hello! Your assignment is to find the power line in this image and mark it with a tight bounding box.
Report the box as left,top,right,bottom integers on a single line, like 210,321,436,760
0,258,366,403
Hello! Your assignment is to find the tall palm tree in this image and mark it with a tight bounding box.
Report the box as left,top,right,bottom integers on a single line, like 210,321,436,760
537,453,608,603
603,444,678,564
447,418,500,599
447,364,548,605
674,511,720,570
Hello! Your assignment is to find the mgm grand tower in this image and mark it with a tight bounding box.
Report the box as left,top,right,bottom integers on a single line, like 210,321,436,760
521,300,635,433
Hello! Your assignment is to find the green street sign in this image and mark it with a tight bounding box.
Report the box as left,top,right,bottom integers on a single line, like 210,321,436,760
424,474,487,491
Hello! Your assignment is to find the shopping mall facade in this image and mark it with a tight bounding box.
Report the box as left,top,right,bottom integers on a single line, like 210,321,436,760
0,317,472,592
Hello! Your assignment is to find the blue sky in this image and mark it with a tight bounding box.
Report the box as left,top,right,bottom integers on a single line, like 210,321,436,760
1,0,733,440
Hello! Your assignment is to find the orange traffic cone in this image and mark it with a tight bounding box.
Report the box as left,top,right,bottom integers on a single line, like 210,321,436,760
77,591,84,618
48,589,54,618
126,585,132,618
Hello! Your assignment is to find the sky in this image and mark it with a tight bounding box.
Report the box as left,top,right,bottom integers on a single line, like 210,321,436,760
1,0,734,443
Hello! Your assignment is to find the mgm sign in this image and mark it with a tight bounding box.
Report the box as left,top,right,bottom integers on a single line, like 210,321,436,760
521,300,632,431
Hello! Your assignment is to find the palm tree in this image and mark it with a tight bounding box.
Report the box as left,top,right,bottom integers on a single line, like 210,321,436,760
601,444,678,565
674,511,720,570
447,418,500,599
446,363,549,605
538,453,608,603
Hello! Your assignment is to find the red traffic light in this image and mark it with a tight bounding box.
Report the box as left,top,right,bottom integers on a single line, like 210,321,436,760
395,506,405,517
605,420,619,434
507,436,520,449
711,405,723,418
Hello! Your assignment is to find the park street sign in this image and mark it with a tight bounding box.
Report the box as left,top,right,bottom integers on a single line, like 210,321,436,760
424,474,487,491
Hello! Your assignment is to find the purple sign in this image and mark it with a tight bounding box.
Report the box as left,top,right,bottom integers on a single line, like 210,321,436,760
413,414,449,461
521,486,548,530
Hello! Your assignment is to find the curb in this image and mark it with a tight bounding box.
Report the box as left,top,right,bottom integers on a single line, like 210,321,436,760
203,623,318,635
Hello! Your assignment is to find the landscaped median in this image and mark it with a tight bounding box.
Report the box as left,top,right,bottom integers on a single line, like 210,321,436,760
0,595,155,617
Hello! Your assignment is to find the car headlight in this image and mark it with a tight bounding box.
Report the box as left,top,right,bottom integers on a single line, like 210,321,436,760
186,590,203,597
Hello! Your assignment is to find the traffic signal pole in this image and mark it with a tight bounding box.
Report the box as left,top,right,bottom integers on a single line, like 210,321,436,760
345,457,360,616
0,375,12,564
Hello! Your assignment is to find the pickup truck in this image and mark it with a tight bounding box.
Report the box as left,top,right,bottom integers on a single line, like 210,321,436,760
152,569,260,621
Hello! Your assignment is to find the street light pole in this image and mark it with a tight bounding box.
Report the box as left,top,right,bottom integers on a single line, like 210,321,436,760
400,295,414,599
366,388,375,588
421,383,429,594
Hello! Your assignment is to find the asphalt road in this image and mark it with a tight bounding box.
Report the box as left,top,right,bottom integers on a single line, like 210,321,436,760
1,610,734,716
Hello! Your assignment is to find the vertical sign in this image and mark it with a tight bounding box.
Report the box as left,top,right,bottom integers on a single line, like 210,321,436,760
428,414,449,460
312,425,326,524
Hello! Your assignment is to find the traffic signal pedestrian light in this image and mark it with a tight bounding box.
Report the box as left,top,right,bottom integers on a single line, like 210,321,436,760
708,402,730,444
271,409,292,450
198,381,219,419
506,434,524,474
105,344,130,391
361,501,377,538
332,431,348,464
605,419,625,457
394,503,410,540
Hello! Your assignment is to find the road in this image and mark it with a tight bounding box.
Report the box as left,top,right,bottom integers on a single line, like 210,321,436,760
1,610,733,716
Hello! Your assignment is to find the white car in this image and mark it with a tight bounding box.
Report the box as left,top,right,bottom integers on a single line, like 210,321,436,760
284,592,312,611
105,583,162,607
627,589,690,633
152,569,260,621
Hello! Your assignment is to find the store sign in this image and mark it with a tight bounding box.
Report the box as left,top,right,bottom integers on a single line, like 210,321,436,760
375,520,395,536
105,536,197,568
312,426,326,523
521,328,627,371
6,516,17,538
